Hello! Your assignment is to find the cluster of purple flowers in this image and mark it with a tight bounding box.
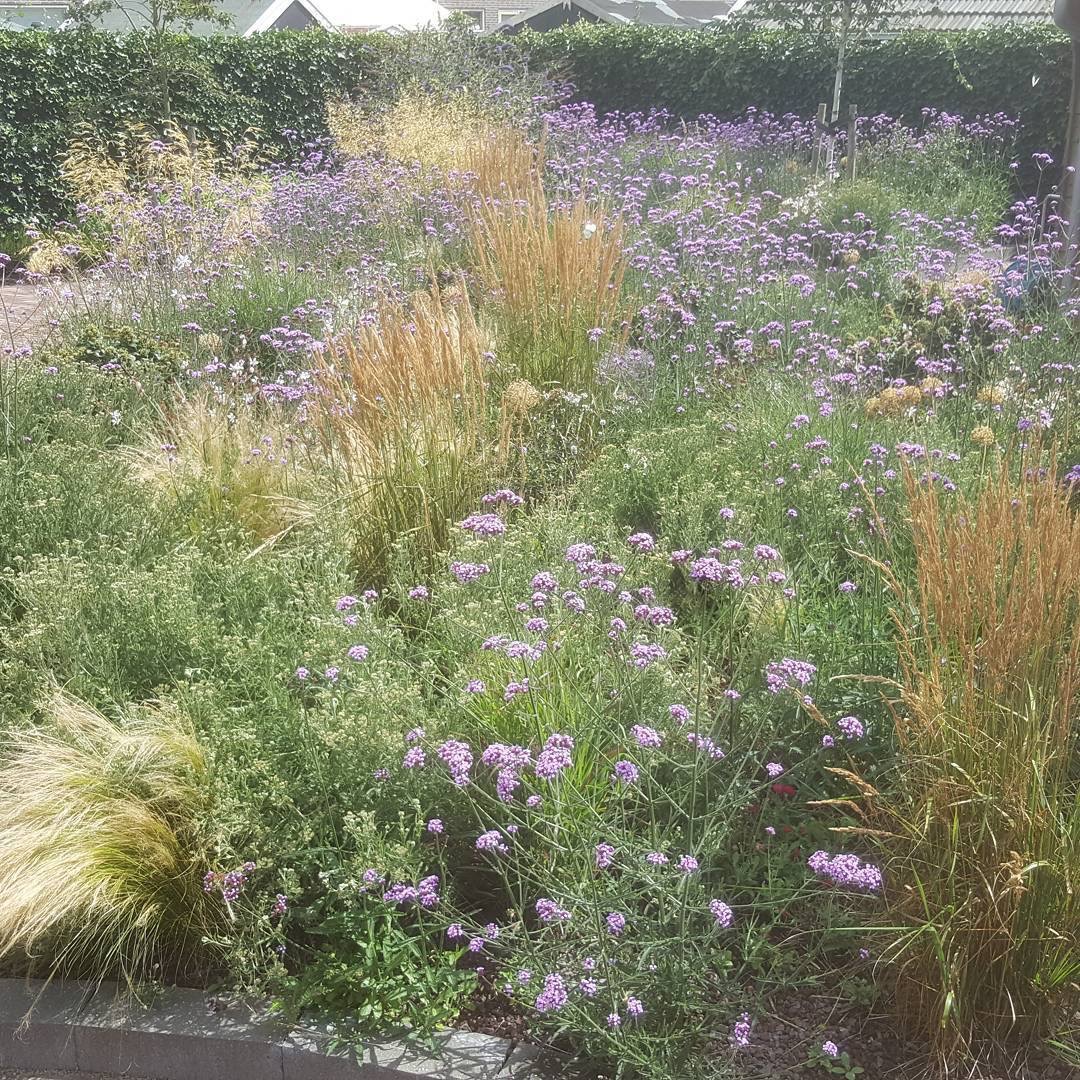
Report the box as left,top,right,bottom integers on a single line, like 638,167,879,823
534,733,574,781
764,657,818,694
450,561,491,584
837,715,865,740
481,489,524,508
535,897,572,923
709,899,734,928
203,861,256,904
438,739,474,786
459,512,507,538
808,851,884,894
384,875,440,908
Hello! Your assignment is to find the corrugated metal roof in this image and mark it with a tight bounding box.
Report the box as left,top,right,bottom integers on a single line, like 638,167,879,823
734,0,1054,31
904,0,1053,31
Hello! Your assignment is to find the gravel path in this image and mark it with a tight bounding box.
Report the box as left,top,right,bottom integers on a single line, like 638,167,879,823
0,281,57,356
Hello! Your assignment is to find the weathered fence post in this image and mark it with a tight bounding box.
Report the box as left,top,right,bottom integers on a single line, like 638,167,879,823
845,104,858,182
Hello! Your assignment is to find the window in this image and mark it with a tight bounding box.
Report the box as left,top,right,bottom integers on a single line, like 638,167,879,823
456,8,484,28
498,9,523,22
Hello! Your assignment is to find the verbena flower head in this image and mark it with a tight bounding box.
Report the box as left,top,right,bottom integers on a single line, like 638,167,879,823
764,657,817,694
535,973,568,1013
730,1013,751,1048
438,739,473,785
460,512,507,538
595,842,616,869
476,829,508,854
837,715,865,740
631,724,663,748
605,911,626,935
481,488,524,508
536,898,571,923
611,760,639,785
628,641,667,669
450,561,491,584
709,899,734,928
809,850,883,893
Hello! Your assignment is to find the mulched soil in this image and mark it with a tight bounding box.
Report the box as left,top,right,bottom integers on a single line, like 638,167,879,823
735,992,1079,1080
461,985,1080,1079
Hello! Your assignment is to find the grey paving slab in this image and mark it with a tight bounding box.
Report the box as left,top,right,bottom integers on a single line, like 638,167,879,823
0,978,569,1080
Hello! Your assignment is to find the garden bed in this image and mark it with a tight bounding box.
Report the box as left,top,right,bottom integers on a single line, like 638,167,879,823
1,29,1078,1080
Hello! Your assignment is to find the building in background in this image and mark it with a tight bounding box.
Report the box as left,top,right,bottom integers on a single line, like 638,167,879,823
729,0,1055,32
455,0,733,31
437,0,527,29
338,0,446,31
0,0,334,31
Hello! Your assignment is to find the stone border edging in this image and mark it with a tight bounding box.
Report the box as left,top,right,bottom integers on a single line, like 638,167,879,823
0,978,550,1079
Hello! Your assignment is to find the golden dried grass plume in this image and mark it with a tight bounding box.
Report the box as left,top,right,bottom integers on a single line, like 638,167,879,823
312,282,493,580
862,458,1080,1059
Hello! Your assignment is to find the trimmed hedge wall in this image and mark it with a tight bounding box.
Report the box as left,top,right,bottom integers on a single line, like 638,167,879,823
520,23,1070,145
0,29,401,229
0,24,1072,233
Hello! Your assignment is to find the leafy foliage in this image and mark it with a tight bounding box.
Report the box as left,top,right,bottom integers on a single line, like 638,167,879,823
0,25,1071,234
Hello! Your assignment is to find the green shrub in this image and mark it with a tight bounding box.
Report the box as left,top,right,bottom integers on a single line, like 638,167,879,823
59,320,189,373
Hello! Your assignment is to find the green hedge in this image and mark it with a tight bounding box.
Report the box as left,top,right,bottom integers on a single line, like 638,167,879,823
0,28,401,229
0,24,1071,234
520,24,1071,159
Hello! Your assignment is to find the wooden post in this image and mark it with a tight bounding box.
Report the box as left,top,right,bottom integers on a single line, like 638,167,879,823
810,103,828,177
845,104,858,182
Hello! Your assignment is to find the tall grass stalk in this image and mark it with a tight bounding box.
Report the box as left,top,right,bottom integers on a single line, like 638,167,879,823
867,463,1080,1057
313,283,491,581
471,189,627,390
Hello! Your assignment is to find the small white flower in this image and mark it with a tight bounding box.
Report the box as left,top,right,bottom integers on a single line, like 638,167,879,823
109,410,122,426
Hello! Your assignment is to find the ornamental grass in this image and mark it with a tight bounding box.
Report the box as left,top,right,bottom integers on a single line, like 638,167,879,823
471,189,628,391
312,283,493,582
0,694,216,983
866,462,1080,1059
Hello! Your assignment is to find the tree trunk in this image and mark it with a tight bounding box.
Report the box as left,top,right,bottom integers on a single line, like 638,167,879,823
1062,36,1080,274
830,2,851,124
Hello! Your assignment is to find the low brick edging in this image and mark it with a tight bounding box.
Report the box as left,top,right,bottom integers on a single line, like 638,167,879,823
0,979,551,1079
